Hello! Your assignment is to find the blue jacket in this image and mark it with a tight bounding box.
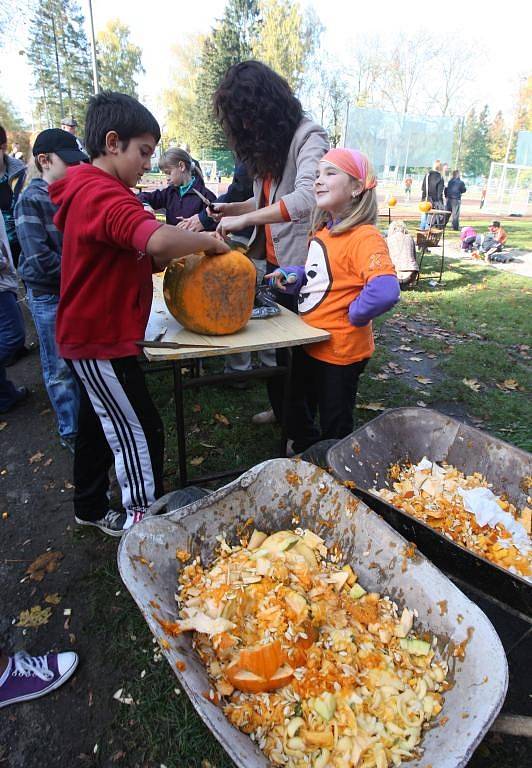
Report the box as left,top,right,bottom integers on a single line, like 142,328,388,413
198,161,253,238
15,178,63,294
445,178,466,200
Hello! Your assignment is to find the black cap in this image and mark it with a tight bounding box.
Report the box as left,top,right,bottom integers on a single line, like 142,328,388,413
32,129,86,164
60,116,78,127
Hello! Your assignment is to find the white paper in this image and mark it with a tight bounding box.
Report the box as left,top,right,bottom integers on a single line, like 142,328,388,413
458,486,530,555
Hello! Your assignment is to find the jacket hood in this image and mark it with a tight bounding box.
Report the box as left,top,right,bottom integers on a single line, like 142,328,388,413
50,164,132,232
5,154,26,181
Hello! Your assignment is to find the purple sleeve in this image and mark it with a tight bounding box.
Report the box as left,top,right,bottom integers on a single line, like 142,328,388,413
348,274,400,327
273,265,307,294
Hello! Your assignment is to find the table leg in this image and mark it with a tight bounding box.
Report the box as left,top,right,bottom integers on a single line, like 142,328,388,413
279,347,293,457
172,362,187,488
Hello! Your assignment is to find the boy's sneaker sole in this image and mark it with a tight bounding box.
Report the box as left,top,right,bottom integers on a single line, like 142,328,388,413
75,512,128,537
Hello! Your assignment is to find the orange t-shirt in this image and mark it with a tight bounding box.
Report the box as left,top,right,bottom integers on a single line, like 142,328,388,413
299,224,396,365
261,176,291,266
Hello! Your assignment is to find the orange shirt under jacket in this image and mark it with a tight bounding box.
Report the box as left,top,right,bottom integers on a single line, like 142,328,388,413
300,224,396,365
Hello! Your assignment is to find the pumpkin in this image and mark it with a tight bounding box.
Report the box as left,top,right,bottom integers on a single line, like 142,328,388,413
387,197,397,207
419,201,432,213
226,661,294,693
163,250,256,335
237,639,284,679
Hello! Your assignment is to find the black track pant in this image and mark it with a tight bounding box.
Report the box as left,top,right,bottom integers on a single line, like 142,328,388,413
67,357,164,521
288,348,368,453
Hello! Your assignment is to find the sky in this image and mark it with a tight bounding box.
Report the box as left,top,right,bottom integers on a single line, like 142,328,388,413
1,0,530,127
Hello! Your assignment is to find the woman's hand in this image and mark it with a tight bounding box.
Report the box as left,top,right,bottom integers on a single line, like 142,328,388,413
216,214,250,238
176,214,204,232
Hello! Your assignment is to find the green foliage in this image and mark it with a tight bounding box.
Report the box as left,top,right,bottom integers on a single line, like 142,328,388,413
488,110,508,163
27,0,93,130
0,96,25,131
251,0,312,91
162,36,204,150
97,18,144,98
193,0,260,151
462,105,491,177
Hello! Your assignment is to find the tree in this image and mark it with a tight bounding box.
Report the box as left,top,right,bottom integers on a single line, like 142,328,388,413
379,32,437,116
97,19,144,98
438,37,475,116
346,37,382,108
252,0,313,91
193,0,260,151
161,36,204,150
0,96,25,131
488,111,508,162
462,106,491,177
26,0,93,130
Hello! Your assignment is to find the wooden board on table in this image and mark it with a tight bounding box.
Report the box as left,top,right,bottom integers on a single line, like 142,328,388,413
143,273,330,362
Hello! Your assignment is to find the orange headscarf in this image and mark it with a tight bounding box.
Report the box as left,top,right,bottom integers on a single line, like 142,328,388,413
321,148,377,190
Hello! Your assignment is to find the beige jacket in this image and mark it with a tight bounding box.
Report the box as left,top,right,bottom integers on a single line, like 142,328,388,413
248,117,329,267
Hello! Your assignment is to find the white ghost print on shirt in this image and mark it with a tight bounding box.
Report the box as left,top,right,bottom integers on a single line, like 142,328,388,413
298,237,332,315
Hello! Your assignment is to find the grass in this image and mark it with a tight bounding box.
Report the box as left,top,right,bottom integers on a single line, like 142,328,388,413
91,219,531,766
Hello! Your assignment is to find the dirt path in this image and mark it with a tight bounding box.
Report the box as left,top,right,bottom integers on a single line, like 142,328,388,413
0,313,130,768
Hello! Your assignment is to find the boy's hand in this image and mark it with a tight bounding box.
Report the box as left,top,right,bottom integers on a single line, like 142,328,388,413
217,214,249,238
203,232,231,256
176,215,204,232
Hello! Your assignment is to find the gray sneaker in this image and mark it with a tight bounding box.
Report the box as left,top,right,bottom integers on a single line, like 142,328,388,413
74,509,142,537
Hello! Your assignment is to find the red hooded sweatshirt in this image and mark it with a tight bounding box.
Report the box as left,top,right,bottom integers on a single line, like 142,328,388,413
50,164,162,359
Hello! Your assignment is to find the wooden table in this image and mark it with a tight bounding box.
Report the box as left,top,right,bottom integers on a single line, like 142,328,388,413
143,275,329,486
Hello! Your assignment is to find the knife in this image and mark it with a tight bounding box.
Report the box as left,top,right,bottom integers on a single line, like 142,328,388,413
137,340,230,349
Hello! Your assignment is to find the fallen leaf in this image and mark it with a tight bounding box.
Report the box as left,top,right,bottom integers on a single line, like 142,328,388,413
0,422,6,431
409,356,422,362
17,605,52,628
192,403,201,413
29,451,44,464
496,379,520,391
110,751,126,763
113,688,134,705
44,593,61,605
358,402,387,411
375,373,390,380
26,551,63,582
415,376,432,385
462,378,481,392
398,345,412,351
189,456,205,466
43,458,53,467
63,480,74,489
199,442,216,449
416,401,427,407
214,412,231,427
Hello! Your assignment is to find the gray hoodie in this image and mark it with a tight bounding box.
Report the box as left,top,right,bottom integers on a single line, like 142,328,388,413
0,213,18,293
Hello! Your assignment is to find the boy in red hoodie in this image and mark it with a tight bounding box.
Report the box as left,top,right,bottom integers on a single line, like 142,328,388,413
50,92,229,536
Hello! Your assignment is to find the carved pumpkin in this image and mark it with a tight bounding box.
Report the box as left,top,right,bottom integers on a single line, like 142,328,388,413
419,201,432,213
163,250,256,335
387,197,397,207
226,661,294,693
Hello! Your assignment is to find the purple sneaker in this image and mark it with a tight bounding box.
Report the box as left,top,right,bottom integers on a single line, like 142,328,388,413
0,650,79,708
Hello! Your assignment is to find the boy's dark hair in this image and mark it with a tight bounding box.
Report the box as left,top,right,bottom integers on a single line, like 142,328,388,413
0,125,7,146
84,91,161,160
492,220,500,227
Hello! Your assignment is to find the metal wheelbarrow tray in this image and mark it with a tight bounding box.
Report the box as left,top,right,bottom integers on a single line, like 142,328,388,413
326,407,532,617
118,459,507,768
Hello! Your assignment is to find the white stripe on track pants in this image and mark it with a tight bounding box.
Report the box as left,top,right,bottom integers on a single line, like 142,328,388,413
69,357,164,522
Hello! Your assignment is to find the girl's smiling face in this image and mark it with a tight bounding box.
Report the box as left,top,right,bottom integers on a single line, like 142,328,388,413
314,161,363,217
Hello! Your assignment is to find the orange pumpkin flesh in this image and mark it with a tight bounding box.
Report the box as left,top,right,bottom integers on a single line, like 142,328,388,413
237,639,283,679
226,662,294,693
163,250,256,335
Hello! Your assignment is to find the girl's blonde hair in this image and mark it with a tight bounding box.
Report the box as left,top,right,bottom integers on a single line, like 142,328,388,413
159,147,204,181
310,187,378,237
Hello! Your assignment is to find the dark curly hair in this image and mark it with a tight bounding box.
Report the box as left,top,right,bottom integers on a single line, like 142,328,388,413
213,61,304,179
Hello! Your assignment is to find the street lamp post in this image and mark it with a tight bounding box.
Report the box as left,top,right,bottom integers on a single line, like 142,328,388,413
87,0,99,94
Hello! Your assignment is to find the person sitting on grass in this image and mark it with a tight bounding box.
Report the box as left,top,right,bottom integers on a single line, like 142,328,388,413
475,221,507,260
0,646,78,708
138,148,215,226
49,91,229,537
460,225,477,251
15,129,86,453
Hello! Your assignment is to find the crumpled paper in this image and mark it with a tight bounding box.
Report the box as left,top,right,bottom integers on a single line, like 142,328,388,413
458,486,530,555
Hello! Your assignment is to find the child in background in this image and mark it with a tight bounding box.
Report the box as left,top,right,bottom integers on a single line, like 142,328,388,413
460,225,477,251
16,129,86,452
138,148,215,225
49,92,228,537
269,149,400,453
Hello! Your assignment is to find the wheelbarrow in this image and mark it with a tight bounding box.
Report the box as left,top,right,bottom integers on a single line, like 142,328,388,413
326,407,532,617
118,458,508,768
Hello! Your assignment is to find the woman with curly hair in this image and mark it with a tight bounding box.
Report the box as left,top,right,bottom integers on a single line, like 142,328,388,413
213,60,329,424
